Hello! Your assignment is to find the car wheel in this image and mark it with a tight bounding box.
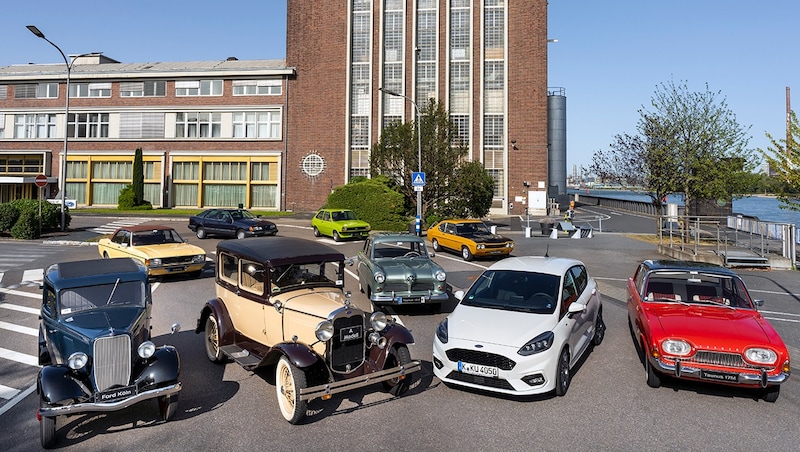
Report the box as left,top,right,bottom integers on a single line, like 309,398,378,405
592,309,606,346
196,227,206,239
461,246,473,261
276,356,307,424
645,354,662,388
763,385,780,403
204,314,225,363
555,348,571,396
158,394,179,421
102,251,110,259
431,238,441,252
236,229,246,240
39,401,56,449
382,345,413,396
333,230,341,242
313,226,321,237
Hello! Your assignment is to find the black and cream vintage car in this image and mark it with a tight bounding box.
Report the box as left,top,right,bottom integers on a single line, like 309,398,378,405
196,237,420,424
37,258,181,449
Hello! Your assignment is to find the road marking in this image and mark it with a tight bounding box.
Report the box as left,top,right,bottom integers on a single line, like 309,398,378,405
0,347,39,366
750,289,800,297
21,269,43,284
0,321,37,337
0,384,21,400
0,301,39,314
0,384,36,417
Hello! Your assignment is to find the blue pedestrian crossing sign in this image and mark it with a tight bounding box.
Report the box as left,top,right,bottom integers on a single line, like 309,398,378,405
412,172,426,187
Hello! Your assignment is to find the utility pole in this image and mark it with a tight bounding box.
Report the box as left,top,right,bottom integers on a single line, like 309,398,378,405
787,86,792,158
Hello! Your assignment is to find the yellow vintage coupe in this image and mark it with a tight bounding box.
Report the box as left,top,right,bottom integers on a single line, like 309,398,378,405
98,225,206,277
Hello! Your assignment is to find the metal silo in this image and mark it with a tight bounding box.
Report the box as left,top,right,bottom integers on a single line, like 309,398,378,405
547,88,567,198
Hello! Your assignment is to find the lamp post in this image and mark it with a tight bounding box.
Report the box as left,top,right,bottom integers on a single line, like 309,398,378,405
27,25,92,231
379,87,422,235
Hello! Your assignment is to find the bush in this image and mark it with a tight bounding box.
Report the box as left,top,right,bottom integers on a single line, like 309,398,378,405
118,184,153,210
325,178,408,231
0,203,20,232
6,199,70,232
10,208,41,240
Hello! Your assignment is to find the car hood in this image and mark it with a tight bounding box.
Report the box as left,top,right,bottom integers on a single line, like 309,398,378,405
277,287,356,319
649,304,776,348
135,243,205,256
59,307,148,340
376,259,442,280
448,304,555,347
335,220,370,228
460,232,511,244
235,219,275,227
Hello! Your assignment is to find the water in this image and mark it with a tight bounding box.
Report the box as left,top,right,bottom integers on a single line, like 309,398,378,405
568,189,800,227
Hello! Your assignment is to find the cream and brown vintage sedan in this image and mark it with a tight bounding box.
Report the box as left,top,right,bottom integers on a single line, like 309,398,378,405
97,225,206,277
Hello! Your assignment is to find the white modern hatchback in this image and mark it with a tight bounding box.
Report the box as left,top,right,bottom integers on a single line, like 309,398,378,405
433,256,604,396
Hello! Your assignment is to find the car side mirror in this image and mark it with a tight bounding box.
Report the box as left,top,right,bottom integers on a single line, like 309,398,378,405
567,302,586,317
753,299,764,308
347,258,355,266
454,290,465,301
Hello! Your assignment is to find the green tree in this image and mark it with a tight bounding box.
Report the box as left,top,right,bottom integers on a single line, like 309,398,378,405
132,148,144,205
591,79,757,212
760,110,800,210
370,98,493,221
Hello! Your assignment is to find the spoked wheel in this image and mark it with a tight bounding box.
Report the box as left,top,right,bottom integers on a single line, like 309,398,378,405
276,356,307,424
592,309,606,346
39,401,56,449
196,227,206,239
204,314,225,363
158,394,179,421
555,348,571,396
382,345,413,396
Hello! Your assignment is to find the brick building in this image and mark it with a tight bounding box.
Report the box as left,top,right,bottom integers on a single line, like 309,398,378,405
0,0,551,214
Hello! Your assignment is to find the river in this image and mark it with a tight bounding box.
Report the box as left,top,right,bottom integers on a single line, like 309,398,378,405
568,189,800,227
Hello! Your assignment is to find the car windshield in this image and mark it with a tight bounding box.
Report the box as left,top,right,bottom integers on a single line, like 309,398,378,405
132,229,184,245
373,240,428,259
58,280,146,316
332,211,357,221
644,273,755,309
230,210,256,220
456,222,490,235
269,261,344,292
461,270,559,314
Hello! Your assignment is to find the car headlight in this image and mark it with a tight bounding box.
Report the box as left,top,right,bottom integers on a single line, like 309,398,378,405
68,352,88,370
436,318,448,344
148,258,162,267
138,341,156,359
507,242,514,248
435,270,446,282
661,339,692,356
370,311,388,331
315,321,334,341
193,254,206,263
518,331,554,356
476,243,485,250
744,347,778,365
374,271,386,283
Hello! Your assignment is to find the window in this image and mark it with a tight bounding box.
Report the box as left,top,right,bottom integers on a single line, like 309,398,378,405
176,112,221,138
119,112,165,139
69,82,111,98
204,162,246,181
0,85,7,99
38,83,59,98
232,111,281,139
232,80,282,96
14,113,57,138
175,80,223,96
173,161,199,180
120,81,166,97
14,83,58,99
68,113,110,138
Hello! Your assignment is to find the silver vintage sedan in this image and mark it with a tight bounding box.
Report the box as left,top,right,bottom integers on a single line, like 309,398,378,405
356,233,449,309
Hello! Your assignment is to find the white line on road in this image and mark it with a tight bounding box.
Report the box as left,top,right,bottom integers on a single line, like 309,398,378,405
0,347,39,367
0,302,39,314
0,287,41,300
0,321,37,337
0,384,36,417
0,384,21,400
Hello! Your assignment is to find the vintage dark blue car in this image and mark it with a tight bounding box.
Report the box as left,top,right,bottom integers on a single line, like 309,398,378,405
37,258,181,448
188,208,278,239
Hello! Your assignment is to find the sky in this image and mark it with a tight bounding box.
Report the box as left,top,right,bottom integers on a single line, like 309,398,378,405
3,1,798,174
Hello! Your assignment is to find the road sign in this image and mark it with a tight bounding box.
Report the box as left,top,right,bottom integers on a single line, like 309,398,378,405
34,174,48,187
412,172,426,187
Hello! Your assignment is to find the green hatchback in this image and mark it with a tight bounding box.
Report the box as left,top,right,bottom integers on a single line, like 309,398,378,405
312,208,371,241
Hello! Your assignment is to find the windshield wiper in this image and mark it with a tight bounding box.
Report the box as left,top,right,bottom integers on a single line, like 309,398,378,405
105,278,120,306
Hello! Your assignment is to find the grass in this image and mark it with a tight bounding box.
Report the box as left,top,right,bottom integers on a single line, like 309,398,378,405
69,207,294,217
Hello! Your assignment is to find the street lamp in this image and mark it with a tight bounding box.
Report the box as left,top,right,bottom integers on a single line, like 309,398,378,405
27,25,95,231
379,87,422,235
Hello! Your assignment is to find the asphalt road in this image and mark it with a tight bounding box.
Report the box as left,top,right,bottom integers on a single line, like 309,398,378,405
0,209,798,451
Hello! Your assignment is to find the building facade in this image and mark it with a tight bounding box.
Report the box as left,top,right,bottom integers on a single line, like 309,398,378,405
1,0,551,215
286,0,550,214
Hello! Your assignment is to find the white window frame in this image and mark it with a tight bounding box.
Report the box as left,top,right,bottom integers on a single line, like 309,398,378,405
175,80,223,96
232,80,282,96
232,110,282,139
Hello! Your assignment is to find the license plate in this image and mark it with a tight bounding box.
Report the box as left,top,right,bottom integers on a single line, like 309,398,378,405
458,361,499,378
95,385,137,403
167,266,185,273
700,370,739,383
397,297,422,304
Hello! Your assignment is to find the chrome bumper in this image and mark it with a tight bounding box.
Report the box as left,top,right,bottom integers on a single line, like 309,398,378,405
652,358,789,387
39,382,182,417
297,361,420,402
371,292,449,303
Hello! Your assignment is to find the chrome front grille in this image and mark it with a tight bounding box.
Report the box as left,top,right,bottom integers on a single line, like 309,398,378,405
330,313,365,373
161,256,195,266
93,335,132,391
682,351,748,369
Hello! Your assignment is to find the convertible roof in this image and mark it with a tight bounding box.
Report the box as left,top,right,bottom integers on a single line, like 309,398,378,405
217,237,344,267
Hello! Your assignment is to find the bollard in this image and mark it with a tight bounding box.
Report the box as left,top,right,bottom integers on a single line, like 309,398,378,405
525,227,531,238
